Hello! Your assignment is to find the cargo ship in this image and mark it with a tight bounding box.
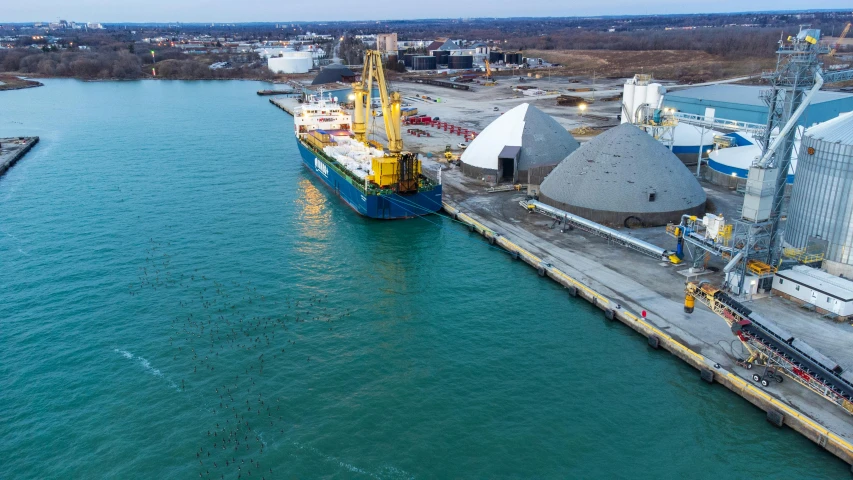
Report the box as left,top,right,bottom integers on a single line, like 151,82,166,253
293,72,442,219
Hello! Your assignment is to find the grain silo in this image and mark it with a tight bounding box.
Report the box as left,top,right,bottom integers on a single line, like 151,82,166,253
539,123,706,226
785,112,853,277
460,103,579,184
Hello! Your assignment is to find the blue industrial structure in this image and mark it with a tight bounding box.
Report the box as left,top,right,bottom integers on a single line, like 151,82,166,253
662,84,853,128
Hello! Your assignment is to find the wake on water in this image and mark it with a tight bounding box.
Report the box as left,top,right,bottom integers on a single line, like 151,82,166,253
114,348,179,390
292,441,415,480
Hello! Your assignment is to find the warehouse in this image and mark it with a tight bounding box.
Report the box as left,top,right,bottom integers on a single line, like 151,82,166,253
772,266,853,320
662,84,853,126
539,123,706,226
459,103,579,184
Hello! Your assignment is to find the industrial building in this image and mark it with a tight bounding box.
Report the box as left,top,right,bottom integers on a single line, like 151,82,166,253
539,123,706,226
459,103,579,184
772,266,853,320
267,51,314,74
662,84,853,127
375,33,397,53
785,111,853,278
311,64,355,85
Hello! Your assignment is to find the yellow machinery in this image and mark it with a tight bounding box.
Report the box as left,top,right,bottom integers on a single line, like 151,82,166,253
353,50,421,193
830,22,851,56
444,145,454,160
483,59,496,86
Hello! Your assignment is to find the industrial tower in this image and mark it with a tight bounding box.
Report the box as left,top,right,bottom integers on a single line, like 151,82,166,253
729,28,853,295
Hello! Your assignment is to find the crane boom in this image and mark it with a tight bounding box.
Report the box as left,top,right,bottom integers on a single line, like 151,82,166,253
830,22,851,56
361,50,402,154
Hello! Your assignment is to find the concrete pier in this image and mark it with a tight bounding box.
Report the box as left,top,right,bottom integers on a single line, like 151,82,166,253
0,137,39,177
269,98,296,115
441,198,853,468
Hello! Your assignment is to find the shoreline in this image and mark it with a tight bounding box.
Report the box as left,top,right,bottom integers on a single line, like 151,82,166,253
0,76,44,91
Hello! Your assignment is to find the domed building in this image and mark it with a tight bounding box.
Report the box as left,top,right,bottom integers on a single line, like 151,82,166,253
539,123,706,226
460,103,579,184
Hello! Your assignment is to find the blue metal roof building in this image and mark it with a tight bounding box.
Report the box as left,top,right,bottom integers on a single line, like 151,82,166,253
662,85,853,128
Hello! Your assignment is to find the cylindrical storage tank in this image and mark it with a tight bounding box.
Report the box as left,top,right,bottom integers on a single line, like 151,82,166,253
448,55,473,69
412,56,437,70
432,50,450,65
403,54,416,68
267,51,314,74
621,81,635,124
489,51,503,63
645,83,663,109
631,84,647,121
504,53,522,64
785,112,853,277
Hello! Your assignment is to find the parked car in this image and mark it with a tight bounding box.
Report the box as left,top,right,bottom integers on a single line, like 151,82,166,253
457,143,468,149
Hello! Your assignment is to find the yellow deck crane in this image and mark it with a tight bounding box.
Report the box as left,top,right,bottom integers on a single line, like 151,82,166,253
351,50,421,193
830,22,851,57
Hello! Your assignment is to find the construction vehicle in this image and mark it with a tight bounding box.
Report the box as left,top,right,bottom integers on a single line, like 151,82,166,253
685,281,853,415
829,22,851,57
444,145,454,160
483,59,497,86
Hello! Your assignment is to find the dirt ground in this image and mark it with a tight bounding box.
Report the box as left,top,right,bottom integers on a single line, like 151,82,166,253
520,49,775,83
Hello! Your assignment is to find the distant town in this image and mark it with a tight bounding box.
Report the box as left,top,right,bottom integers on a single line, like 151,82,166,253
1,11,851,82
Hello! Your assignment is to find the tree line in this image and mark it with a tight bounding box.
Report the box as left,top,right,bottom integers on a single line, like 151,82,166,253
0,44,274,80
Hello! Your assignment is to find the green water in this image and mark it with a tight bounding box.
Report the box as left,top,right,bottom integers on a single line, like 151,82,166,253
0,79,847,479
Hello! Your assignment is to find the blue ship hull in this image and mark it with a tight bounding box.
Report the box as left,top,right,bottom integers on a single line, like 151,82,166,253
296,140,443,219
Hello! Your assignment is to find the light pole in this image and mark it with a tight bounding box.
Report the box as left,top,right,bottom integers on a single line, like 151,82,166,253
150,50,156,63
579,103,587,116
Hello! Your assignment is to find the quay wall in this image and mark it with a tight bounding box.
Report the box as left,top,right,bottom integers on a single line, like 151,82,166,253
441,200,853,468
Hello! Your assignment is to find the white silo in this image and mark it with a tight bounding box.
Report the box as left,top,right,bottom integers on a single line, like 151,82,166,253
621,81,635,123
645,83,664,109
632,84,647,122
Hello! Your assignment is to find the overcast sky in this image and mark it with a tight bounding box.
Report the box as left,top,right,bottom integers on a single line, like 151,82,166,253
3,1,850,23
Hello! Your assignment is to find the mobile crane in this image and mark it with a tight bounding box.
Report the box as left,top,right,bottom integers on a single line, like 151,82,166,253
483,59,497,86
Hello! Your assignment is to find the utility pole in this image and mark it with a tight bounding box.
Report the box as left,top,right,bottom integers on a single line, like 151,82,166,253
592,70,596,102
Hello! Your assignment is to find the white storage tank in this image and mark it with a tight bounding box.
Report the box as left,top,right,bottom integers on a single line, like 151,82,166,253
645,83,664,110
267,51,314,74
621,81,635,123
631,84,647,122
705,132,797,188
785,111,853,277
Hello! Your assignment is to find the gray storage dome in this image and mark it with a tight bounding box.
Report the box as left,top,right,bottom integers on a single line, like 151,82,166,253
539,123,706,226
312,63,356,85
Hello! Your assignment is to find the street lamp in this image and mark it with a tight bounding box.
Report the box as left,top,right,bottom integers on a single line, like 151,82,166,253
150,50,156,63
578,103,587,116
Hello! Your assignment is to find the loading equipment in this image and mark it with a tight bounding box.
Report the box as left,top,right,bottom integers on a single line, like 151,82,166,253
685,281,853,415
